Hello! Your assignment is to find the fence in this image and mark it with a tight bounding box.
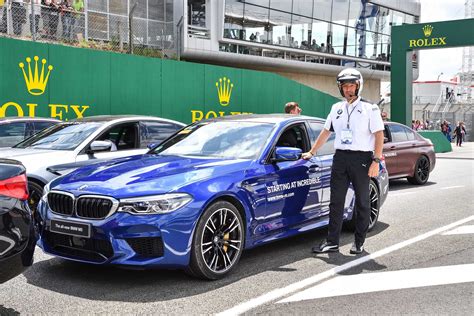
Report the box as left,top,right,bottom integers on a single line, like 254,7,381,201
0,1,176,58
414,110,473,141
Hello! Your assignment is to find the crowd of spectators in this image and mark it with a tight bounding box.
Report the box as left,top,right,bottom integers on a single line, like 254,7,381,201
0,0,84,41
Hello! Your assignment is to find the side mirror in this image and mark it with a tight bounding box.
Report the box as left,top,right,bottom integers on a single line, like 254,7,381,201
147,143,157,150
272,147,302,163
88,140,112,153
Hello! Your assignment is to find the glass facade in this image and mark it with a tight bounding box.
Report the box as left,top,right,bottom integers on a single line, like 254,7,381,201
87,0,174,48
222,0,417,66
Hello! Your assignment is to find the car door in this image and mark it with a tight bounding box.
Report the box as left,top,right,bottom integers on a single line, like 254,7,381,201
385,123,411,177
263,123,323,233
307,120,335,217
75,122,145,162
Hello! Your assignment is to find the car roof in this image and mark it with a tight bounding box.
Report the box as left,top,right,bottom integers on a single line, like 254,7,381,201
70,115,185,125
0,117,60,123
384,121,412,128
199,114,325,124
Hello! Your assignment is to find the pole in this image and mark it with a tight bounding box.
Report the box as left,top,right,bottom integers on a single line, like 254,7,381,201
31,0,35,41
128,2,137,54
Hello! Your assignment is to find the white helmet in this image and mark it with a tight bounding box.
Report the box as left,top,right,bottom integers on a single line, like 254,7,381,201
336,68,363,97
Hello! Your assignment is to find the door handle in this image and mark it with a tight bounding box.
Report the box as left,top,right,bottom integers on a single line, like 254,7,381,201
390,146,396,149
308,165,320,173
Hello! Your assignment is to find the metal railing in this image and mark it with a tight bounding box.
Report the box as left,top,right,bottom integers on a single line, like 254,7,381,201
0,1,177,59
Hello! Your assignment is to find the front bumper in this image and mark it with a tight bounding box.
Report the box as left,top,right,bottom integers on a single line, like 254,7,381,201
37,200,202,268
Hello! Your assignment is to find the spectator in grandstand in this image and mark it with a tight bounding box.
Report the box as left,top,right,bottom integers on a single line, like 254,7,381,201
28,0,41,35
72,0,83,40
12,0,26,36
60,0,73,40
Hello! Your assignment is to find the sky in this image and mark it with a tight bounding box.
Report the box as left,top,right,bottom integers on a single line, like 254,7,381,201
417,0,468,81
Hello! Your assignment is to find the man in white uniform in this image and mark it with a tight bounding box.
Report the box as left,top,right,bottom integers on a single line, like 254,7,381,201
302,68,384,254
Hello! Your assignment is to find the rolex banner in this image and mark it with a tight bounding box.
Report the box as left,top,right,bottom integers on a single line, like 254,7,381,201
0,37,338,123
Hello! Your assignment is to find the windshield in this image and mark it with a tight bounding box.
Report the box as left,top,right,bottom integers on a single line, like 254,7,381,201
14,122,102,150
152,121,275,159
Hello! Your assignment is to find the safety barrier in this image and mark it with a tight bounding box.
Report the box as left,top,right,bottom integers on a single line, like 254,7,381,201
418,131,452,153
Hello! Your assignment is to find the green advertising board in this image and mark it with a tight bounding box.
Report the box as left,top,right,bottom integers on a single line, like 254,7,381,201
0,37,339,123
391,18,474,126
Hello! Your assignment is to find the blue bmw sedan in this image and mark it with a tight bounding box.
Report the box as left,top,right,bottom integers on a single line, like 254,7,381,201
37,115,388,279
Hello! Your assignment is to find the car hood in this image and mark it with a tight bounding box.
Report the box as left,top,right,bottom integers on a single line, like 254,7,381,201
0,147,60,158
53,154,253,198
0,148,74,170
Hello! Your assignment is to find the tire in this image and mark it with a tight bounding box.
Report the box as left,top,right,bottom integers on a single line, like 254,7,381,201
28,181,44,237
187,201,244,280
407,156,430,185
344,179,380,232
28,181,44,213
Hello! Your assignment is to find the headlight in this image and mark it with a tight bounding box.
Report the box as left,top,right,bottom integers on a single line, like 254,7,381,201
118,193,193,215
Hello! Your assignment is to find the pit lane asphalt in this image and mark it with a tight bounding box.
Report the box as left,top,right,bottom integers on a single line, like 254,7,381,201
1,143,472,315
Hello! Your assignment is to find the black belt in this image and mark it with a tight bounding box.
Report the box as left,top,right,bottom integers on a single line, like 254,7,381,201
335,149,372,154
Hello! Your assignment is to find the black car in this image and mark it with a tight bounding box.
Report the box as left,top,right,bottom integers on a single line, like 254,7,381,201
0,117,60,148
0,159,36,283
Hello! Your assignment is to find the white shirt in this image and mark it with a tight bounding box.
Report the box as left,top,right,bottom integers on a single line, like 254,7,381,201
324,96,384,151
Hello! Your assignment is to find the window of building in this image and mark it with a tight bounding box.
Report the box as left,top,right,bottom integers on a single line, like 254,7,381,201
292,0,313,19
391,10,404,26
311,19,328,49
290,15,312,49
330,0,349,25
269,9,291,46
312,0,332,22
269,0,292,12
243,3,270,42
331,23,345,55
189,0,206,27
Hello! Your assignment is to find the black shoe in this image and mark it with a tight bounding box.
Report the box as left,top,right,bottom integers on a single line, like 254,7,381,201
312,241,339,253
350,242,364,254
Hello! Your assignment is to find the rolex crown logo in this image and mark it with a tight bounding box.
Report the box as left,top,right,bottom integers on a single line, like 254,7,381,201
19,56,53,96
216,77,233,106
422,24,433,37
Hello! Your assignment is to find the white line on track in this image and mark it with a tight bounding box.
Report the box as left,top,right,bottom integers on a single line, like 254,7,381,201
279,263,474,303
217,215,474,316
442,225,474,235
439,185,465,190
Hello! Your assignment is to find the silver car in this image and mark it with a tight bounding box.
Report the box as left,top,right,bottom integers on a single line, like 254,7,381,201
0,117,60,147
0,115,185,210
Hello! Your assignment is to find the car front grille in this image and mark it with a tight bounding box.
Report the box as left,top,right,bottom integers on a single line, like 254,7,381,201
76,197,113,219
47,191,118,219
126,237,164,258
48,192,74,216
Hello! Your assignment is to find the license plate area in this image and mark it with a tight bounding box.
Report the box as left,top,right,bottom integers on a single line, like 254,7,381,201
50,219,91,238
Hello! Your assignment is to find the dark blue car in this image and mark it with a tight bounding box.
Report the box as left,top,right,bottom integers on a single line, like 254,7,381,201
37,115,389,279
